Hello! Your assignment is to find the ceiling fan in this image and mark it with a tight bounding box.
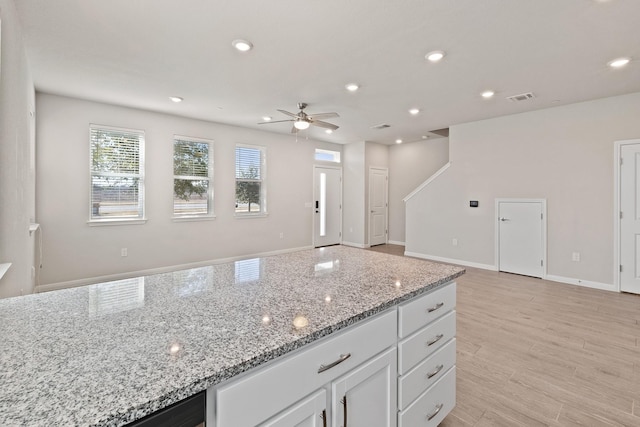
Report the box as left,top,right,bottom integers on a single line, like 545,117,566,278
259,102,339,133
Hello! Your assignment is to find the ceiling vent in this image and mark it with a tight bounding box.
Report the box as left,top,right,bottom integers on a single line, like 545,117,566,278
506,92,535,102
371,123,391,130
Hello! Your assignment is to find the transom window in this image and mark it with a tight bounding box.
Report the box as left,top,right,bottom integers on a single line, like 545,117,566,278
173,136,214,218
235,144,267,215
315,148,341,163
90,125,145,222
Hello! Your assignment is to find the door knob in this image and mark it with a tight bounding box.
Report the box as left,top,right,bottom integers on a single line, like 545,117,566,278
499,217,509,221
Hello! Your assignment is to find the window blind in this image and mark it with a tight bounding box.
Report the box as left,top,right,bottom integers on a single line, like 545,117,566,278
173,137,213,217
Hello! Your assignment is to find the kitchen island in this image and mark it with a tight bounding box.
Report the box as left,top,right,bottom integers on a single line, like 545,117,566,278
0,246,464,426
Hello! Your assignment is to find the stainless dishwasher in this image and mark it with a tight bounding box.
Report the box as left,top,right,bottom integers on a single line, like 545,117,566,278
126,391,205,427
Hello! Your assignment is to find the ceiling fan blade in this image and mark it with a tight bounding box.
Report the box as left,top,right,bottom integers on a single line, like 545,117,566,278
308,112,339,120
277,109,299,118
258,119,294,124
310,120,339,130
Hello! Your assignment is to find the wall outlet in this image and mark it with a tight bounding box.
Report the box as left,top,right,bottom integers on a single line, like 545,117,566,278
121,248,128,257
452,238,458,246
572,252,580,262
279,232,284,239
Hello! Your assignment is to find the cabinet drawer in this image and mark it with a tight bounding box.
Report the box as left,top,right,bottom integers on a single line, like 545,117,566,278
398,310,455,374
398,282,456,338
215,310,397,427
398,338,455,410
398,367,456,427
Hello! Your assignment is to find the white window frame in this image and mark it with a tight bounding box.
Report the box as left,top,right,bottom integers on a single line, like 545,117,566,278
88,124,146,225
315,148,341,163
172,135,215,221
235,144,267,217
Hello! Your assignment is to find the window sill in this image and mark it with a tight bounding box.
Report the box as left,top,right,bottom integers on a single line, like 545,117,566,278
234,212,269,219
172,215,217,223
87,218,147,226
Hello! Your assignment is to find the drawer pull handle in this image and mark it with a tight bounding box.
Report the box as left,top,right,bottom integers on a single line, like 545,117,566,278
427,403,444,421
426,334,444,347
321,409,327,427
426,364,445,379
318,353,351,373
427,302,444,313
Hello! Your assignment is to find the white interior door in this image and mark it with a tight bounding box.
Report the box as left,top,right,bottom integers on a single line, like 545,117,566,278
313,166,342,247
497,200,545,278
369,168,388,247
620,144,640,294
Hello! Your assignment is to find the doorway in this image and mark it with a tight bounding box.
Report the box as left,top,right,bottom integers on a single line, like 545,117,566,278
313,166,342,247
616,140,640,294
496,199,546,278
369,167,388,247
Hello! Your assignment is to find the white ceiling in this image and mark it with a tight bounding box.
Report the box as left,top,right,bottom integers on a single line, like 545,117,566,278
14,0,640,145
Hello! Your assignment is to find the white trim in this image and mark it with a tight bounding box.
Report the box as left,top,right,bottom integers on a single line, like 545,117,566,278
613,139,640,293
35,246,314,293
0,263,12,280
545,275,615,292
87,218,147,226
172,215,217,223
342,241,369,249
388,240,405,246
404,252,497,271
494,198,547,279
403,162,451,202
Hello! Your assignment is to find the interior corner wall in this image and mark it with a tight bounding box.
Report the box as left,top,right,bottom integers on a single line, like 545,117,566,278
388,138,449,244
364,141,389,246
406,91,640,286
0,0,37,298
342,141,366,247
35,93,342,287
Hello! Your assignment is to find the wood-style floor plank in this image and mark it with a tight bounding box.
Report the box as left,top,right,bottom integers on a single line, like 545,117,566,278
366,244,640,426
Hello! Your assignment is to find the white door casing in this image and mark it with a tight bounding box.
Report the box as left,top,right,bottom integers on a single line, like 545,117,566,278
618,142,640,294
496,199,546,278
369,167,388,247
313,166,342,248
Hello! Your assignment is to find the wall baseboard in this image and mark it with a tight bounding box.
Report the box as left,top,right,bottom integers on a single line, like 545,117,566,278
404,252,497,271
341,241,369,249
388,240,405,246
545,275,615,292
36,246,314,293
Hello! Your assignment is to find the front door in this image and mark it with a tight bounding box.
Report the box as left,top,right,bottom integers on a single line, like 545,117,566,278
313,166,342,247
620,143,640,294
369,167,388,247
497,200,545,278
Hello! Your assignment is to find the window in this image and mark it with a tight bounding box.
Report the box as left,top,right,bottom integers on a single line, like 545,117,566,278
315,148,341,163
173,136,214,218
90,125,144,222
235,144,266,215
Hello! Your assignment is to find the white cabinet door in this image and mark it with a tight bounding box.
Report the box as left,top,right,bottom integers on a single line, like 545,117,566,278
331,348,397,427
261,389,327,427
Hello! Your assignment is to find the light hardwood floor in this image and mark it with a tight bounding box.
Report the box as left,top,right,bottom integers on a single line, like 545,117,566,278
367,244,640,426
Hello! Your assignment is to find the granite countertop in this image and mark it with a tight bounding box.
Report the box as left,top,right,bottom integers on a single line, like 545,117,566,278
0,246,464,426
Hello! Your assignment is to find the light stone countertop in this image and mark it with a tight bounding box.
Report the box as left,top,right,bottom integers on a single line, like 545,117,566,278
0,246,464,426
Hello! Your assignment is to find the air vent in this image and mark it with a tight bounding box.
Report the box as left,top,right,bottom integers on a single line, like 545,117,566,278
506,92,535,102
371,123,391,130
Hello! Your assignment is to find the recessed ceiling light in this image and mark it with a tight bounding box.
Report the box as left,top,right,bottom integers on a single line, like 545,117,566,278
169,96,183,103
395,139,403,144
345,83,359,92
325,129,333,134
481,91,495,99
232,39,253,52
262,116,272,121
421,135,429,139
608,57,630,68
409,108,420,115
425,50,446,62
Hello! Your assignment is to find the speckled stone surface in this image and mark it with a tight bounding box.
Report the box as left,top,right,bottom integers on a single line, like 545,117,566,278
0,246,464,426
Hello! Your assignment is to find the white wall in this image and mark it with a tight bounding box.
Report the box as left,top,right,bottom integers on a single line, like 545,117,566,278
342,141,365,247
388,138,449,244
0,0,37,298
406,92,640,287
36,93,342,288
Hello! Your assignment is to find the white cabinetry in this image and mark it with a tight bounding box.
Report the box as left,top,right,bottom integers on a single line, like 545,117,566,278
331,348,397,427
210,282,457,427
